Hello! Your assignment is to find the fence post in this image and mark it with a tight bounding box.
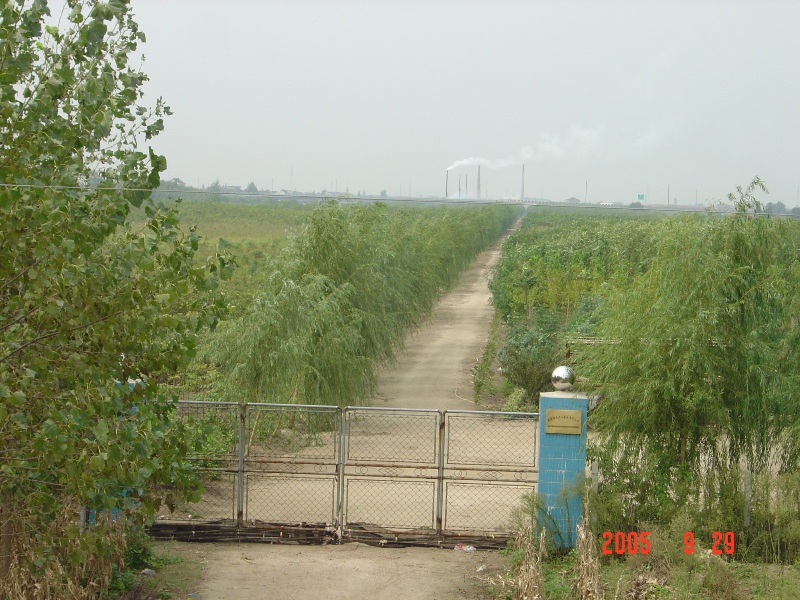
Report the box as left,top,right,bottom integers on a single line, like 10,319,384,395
336,407,347,539
537,391,588,549
435,411,446,535
237,404,246,527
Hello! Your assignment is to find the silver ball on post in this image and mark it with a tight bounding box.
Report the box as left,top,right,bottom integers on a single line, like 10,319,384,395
551,365,575,391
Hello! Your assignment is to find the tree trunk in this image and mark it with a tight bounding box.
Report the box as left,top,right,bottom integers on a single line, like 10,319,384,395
678,430,687,468
0,499,13,580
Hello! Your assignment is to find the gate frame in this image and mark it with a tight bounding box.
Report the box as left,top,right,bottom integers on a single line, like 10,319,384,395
150,402,540,547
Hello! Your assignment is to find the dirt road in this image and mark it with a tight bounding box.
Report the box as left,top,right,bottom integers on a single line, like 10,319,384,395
174,234,514,600
375,238,503,411
166,542,506,600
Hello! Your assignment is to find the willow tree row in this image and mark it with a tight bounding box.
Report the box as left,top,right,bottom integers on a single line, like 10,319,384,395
208,201,520,406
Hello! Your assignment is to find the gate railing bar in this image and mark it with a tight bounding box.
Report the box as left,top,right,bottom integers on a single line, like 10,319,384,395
243,458,339,467
335,407,347,535
246,402,340,411
174,400,240,405
236,404,246,527
435,413,446,535
444,409,540,417
343,405,442,413
182,464,237,471
441,474,538,484
444,466,540,474
344,461,437,469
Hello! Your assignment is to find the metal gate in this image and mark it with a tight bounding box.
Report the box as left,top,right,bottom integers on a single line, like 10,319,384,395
151,402,538,546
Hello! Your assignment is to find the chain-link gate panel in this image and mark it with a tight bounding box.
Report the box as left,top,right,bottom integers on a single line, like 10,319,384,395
246,475,336,523
243,404,340,525
152,403,540,542
442,411,538,534
342,408,441,532
344,407,440,463
443,482,532,532
445,411,538,468
344,479,437,529
155,401,239,524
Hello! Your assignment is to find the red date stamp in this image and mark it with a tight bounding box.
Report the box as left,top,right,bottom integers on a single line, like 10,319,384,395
601,531,736,556
684,531,735,555
601,531,651,555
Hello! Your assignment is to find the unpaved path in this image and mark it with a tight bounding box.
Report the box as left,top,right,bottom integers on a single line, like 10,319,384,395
375,236,504,411
175,230,516,600
167,542,506,600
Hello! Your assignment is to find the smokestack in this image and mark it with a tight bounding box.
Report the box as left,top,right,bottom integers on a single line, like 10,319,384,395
445,170,449,198
476,166,481,200
521,164,525,201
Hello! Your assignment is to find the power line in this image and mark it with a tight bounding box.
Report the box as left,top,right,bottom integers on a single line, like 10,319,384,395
0,182,272,196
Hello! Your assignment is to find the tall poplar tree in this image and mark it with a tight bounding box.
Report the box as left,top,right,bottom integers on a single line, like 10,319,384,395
0,1,231,595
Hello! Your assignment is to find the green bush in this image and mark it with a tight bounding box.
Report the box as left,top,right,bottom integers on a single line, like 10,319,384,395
496,316,560,397
742,471,800,563
501,387,533,413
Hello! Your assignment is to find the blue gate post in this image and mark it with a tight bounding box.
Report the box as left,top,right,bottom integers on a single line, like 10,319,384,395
537,390,588,548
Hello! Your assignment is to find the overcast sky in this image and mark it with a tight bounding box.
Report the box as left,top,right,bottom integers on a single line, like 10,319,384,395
130,0,800,205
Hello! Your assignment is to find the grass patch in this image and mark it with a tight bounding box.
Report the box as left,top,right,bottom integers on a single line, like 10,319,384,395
135,540,204,599
729,562,800,599
108,538,203,600
130,199,313,314
493,551,800,599
472,311,504,406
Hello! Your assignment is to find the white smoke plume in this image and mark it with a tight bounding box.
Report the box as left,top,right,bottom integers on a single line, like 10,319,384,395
447,155,517,171
447,124,603,170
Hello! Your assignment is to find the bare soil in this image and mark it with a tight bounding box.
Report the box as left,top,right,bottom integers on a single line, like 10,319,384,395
160,236,514,599
157,541,508,600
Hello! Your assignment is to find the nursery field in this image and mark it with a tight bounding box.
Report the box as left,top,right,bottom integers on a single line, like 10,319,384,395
143,196,800,600
484,184,800,597
128,199,315,311
135,193,800,600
